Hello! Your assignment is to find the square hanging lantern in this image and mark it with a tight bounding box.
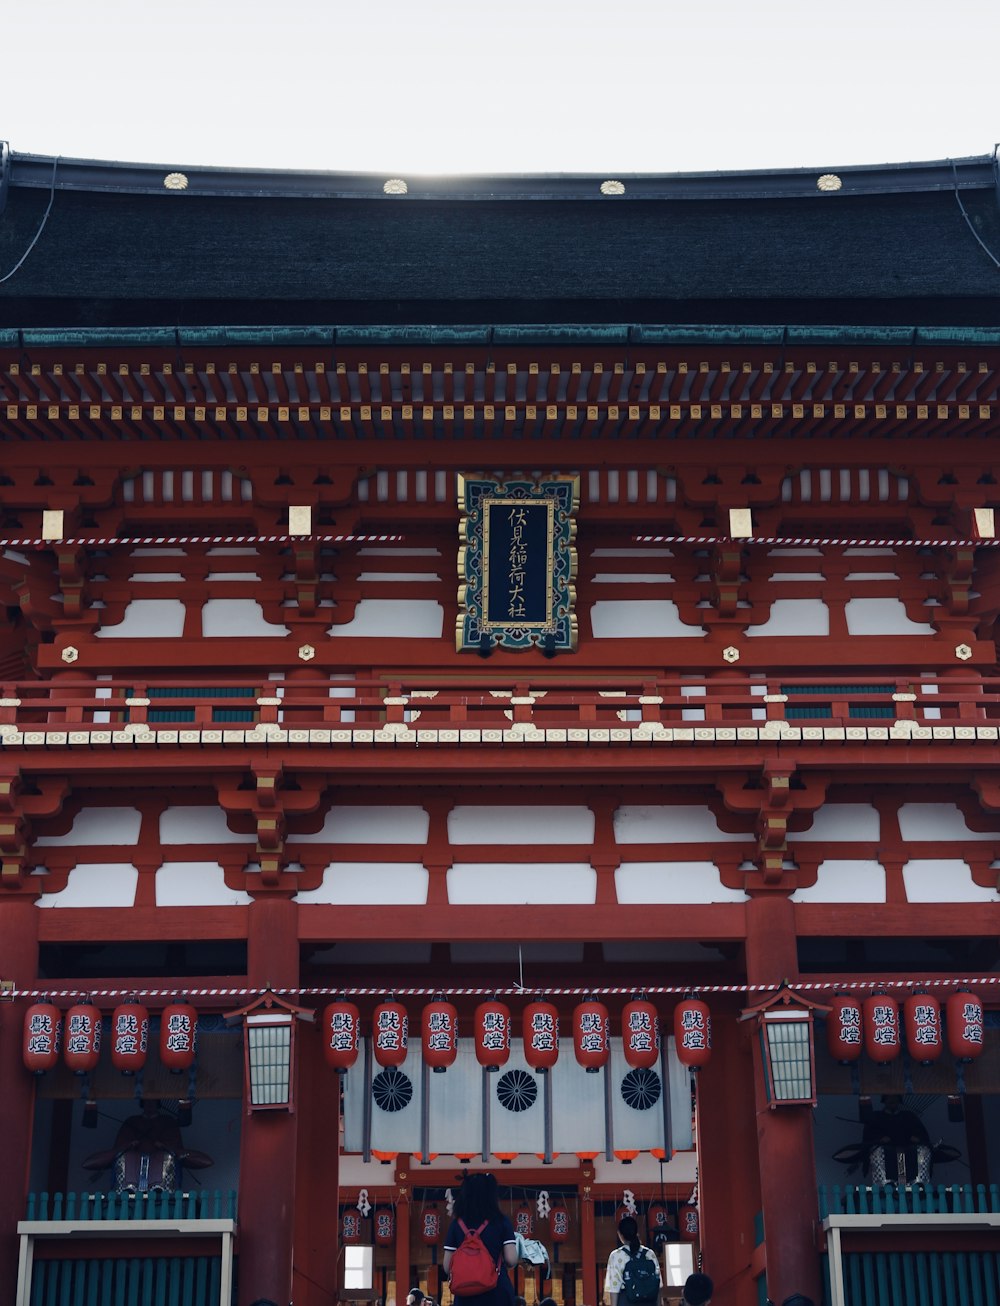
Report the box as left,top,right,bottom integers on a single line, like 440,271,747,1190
740,985,829,1108
225,990,315,1112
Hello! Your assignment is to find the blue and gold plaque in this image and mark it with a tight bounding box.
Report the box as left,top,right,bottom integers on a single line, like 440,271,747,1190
457,475,578,652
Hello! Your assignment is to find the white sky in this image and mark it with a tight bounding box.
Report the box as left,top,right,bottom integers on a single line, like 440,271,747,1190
3,0,998,177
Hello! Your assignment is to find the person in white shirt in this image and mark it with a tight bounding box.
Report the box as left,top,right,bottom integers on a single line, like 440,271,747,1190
603,1216,662,1306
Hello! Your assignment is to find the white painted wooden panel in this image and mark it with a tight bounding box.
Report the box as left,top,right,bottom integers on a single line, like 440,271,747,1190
615,862,748,903
294,806,430,844
202,599,289,636
790,859,886,902
902,859,1000,902
447,862,597,904
614,805,746,843
845,598,935,635
788,804,880,841
898,803,998,841
745,599,829,637
35,863,139,908
96,599,186,638
155,860,252,906
160,806,255,844
36,807,142,846
449,806,595,844
590,600,706,638
296,863,429,904
328,600,444,637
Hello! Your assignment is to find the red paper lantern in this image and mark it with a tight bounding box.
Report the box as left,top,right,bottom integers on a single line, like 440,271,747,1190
550,1204,570,1244
473,998,511,1070
421,1205,441,1245
946,990,985,1062
371,1150,398,1165
903,992,943,1064
615,1203,631,1228
422,997,458,1072
514,1202,534,1239
374,1206,395,1246
680,1207,699,1241
23,1002,61,1074
372,999,409,1068
863,993,901,1063
622,997,660,1069
159,1001,198,1072
342,1209,362,1244
494,1152,518,1165
573,997,610,1072
523,1000,559,1073
322,999,361,1073
110,1001,149,1075
674,998,711,1069
646,1201,670,1237
826,994,863,1064
63,1002,101,1075
614,1150,640,1165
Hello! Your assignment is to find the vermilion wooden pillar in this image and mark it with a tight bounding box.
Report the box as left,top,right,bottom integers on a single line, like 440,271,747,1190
0,899,39,1302
579,1164,597,1306
395,1160,412,1306
695,996,760,1306
293,1021,340,1305
744,895,823,1306
238,895,300,1306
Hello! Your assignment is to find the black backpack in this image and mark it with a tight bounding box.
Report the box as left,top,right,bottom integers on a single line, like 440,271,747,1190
620,1246,659,1303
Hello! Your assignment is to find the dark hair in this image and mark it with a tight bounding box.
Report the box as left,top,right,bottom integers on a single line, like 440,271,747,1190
618,1215,640,1255
781,1297,815,1306
453,1172,503,1227
682,1272,714,1305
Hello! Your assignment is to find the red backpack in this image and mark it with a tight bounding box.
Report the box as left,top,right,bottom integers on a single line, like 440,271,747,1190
448,1219,500,1297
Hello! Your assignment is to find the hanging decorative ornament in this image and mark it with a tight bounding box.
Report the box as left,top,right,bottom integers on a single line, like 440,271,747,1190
357,1188,372,1217
903,992,943,1064
673,997,712,1069
110,999,149,1075
159,998,198,1073
826,994,863,1064
473,997,511,1070
621,995,660,1069
63,999,102,1075
515,1201,534,1239
342,1208,362,1244
322,998,361,1073
23,1002,61,1074
445,1188,456,1218
421,1205,441,1245
372,997,409,1068
523,1000,559,1073
946,990,985,1062
550,1203,570,1244
572,996,610,1072
374,1207,395,1246
422,995,459,1073
536,1190,551,1220
862,992,901,1063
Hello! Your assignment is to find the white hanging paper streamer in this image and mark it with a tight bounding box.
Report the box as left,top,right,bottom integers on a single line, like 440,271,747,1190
446,1188,455,1218
536,1190,550,1220
622,1189,637,1216
357,1188,372,1216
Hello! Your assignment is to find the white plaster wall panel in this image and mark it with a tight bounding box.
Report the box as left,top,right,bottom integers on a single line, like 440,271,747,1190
357,572,440,582
790,860,886,902
448,862,597,904
902,859,1000,903
35,863,139,908
36,807,142,846
615,862,748,903
614,805,746,844
449,806,595,844
590,601,706,639
769,573,826,582
128,572,186,582
295,805,430,844
328,600,444,638
155,861,252,906
159,806,255,844
787,804,880,842
592,573,675,583
897,803,998,841
745,599,829,637
96,599,186,638
206,547,259,555
206,572,261,581
845,572,899,581
202,600,289,637
844,598,935,636
296,863,429,904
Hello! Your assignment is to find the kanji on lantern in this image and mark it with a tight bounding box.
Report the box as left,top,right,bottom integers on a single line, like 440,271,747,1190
323,999,361,1073
63,1001,102,1075
826,994,863,1064
622,996,660,1069
110,1001,149,1074
474,998,511,1070
23,1002,61,1074
903,992,942,1064
674,998,711,1069
573,997,610,1072
863,993,901,1063
373,999,409,1068
422,997,458,1072
523,1000,559,1072
946,990,985,1062
159,1001,198,1072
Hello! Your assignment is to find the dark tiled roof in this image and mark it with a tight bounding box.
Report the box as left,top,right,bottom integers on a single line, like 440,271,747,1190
2,149,999,328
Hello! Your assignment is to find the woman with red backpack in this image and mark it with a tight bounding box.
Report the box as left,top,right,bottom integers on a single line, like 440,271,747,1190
443,1174,519,1306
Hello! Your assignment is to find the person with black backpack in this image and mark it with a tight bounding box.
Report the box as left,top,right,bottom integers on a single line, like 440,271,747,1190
443,1173,519,1306
603,1215,662,1306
